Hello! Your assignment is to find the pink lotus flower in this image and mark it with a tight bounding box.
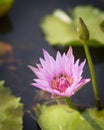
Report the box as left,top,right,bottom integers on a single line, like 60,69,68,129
28,47,90,98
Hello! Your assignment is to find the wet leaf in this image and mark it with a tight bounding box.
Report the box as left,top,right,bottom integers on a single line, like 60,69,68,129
35,104,104,130
82,108,104,130
0,81,23,130
41,6,104,47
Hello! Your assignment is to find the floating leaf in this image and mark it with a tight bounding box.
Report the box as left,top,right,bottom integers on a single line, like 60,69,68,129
0,0,14,16
41,6,104,47
0,81,23,130
82,108,104,129
35,104,104,130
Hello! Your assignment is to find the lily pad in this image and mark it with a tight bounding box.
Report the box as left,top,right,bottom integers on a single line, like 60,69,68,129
0,0,14,16
40,6,104,47
0,81,23,130
35,104,104,130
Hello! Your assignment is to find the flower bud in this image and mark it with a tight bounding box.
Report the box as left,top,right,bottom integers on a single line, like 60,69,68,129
77,17,89,44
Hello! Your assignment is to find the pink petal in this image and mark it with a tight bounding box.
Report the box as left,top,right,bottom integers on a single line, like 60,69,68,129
55,51,63,74
66,47,73,57
32,79,52,93
74,78,91,91
28,65,38,75
42,49,55,64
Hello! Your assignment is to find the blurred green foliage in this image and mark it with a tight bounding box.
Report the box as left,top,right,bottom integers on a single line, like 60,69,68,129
0,0,14,16
35,104,104,130
0,81,23,130
41,6,104,47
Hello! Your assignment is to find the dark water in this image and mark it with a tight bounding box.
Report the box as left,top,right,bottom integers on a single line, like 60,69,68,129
0,0,104,129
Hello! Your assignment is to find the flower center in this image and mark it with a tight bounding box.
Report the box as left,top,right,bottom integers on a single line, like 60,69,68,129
52,74,73,93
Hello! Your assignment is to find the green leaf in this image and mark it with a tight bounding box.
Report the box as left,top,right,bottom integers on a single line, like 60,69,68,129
0,0,14,16
40,6,104,47
35,104,104,130
0,81,23,130
82,108,104,129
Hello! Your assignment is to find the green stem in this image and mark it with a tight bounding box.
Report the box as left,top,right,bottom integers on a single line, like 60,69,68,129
83,44,102,110
65,97,76,110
